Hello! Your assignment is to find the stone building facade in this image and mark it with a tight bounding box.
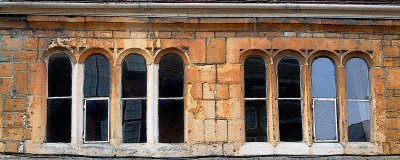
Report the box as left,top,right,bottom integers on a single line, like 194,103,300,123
0,1,399,157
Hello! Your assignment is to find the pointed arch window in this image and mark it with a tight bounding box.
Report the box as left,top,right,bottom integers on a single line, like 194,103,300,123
158,53,184,143
46,53,72,143
345,58,370,142
121,54,147,143
311,57,338,142
84,54,110,142
277,56,302,142
244,56,267,142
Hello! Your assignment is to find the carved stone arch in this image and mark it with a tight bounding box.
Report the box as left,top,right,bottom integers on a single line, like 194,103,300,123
117,48,153,66
240,49,271,65
343,51,373,67
43,47,76,64
154,47,190,65
78,47,114,64
273,49,306,65
309,50,341,67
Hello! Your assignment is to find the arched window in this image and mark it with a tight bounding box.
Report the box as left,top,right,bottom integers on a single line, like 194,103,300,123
84,54,110,142
158,53,184,143
346,58,370,142
46,53,72,143
311,57,337,142
121,54,147,143
277,56,302,142
244,56,267,142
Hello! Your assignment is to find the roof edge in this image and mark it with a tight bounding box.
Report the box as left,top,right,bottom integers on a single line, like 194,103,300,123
1,2,400,19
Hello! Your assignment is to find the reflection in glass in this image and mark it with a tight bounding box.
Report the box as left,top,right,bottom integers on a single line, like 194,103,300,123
314,101,337,141
278,56,301,98
312,57,338,141
278,100,302,142
244,56,266,98
85,100,109,141
159,54,184,98
159,100,184,143
121,54,148,143
347,101,370,142
346,58,370,142
84,55,110,98
312,58,336,98
122,99,146,143
122,55,147,98
346,58,369,100
46,99,71,143
245,100,267,142
48,54,72,97
47,54,72,143
277,56,302,142
158,53,184,143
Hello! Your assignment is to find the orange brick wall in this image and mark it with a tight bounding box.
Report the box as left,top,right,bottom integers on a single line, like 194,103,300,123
0,16,399,155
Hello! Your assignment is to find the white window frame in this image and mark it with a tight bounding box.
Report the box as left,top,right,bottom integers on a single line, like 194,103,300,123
83,97,110,143
312,98,338,142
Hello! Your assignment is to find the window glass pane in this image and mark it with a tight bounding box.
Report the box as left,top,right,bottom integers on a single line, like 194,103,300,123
122,54,147,98
347,101,370,142
346,58,369,100
159,54,184,98
122,99,147,143
245,100,267,142
278,56,301,98
278,100,302,142
85,100,108,141
48,54,72,97
244,56,266,98
46,99,71,143
84,55,110,98
312,57,336,98
314,100,337,141
159,100,184,143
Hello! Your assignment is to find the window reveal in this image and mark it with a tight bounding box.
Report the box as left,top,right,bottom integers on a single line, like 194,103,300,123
121,54,147,143
46,54,72,143
244,56,267,142
277,56,302,142
158,54,184,143
84,55,110,142
346,58,371,142
311,57,338,142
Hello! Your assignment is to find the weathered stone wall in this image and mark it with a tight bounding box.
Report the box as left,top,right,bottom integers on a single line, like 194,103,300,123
0,16,399,156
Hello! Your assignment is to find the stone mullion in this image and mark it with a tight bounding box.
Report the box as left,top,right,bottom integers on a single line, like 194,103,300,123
301,63,312,145
268,62,279,145
336,65,347,144
110,63,122,146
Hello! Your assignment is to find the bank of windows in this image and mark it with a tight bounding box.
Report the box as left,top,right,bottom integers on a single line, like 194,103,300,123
46,52,370,144
243,55,371,143
45,52,185,144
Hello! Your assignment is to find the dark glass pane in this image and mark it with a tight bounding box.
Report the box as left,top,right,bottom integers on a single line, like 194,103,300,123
312,58,336,98
159,54,184,98
278,56,301,98
346,58,369,100
347,101,370,142
48,54,72,97
245,100,267,142
46,99,71,143
244,56,266,98
85,100,108,141
278,100,302,142
84,55,110,98
314,100,337,141
122,99,147,143
159,100,184,143
122,55,147,98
